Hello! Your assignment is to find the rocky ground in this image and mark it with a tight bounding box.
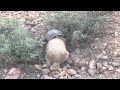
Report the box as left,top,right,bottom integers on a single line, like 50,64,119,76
0,11,120,79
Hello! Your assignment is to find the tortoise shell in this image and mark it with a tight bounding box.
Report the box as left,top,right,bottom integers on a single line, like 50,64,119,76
45,29,64,41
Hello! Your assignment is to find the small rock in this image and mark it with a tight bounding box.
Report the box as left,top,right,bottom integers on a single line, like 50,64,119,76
5,68,20,79
53,75,59,79
67,76,73,79
43,64,47,68
88,69,96,76
67,69,77,76
43,75,55,79
52,71,59,75
95,38,99,40
114,49,120,57
103,43,107,47
61,76,68,79
103,62,109,68
3,69,7,73
108,66,114,71
102,66,107,70
85,61,89,66
102,50,107,55
50,63,61,71
74,75,80,78
67,59,73,64
102,55,108,60
88,60,97,76
74,59,86,68
115,31,118,36
96,54,102,59
42,69,50,74
36,74,41,78
112,62,119,67
97,63,102,69
34,64,42,70
81,67,86,71
89,60,96,70
59,71,67,77
116,68,120,73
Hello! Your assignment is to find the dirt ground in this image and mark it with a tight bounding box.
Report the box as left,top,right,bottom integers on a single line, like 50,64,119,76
0,11,120,79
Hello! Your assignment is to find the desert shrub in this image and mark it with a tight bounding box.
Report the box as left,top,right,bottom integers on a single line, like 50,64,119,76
0,16,40,62
47,11,111,49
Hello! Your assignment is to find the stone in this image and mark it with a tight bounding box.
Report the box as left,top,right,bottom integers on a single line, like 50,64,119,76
3,69,7,73
81,67,86,71
34,64,42,70
59,71,67,77
67,69,77,76
112,62,119,67
50,63,61,71
88,69,96,76
36,74,41,78
103,62,109,68
43,75,55,79
114,49,120,57
97,63,102,69
42,69,50,74
53,75,59,79
74,59,86,68
89,60,96,70
88,60,97,76
115,31,118,36
67,59,73,64
43,64,47,68
102,55,108,60
5,68,20,79
108,66,114,71
102,66,107,70
116,68,120,73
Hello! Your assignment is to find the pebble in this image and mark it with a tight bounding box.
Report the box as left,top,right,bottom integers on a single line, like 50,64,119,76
97,63,102,69
59,71,67,77
43,75,55,79
103,62,109,68
115,31,118,36
116,68,120,73
50,63,61,71
36,74,41,78
112,62,119,67
102,55,108,60
42,69,50,74
108,66,114,71
3,69,7,73
114,49,120,57
89,60,96,70
4,68,20,79
74,60,86,68
102,66,107,70
67,69,77,76
81,67,87,71
75,75,80,78
43,64,47,68
67,59,73,64
88,60,97,76
88,69,96,76
34,64,42,70
53,75,59,79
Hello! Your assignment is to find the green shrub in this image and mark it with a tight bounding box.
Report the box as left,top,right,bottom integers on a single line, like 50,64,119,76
0,17,40,62
47,11,111,49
